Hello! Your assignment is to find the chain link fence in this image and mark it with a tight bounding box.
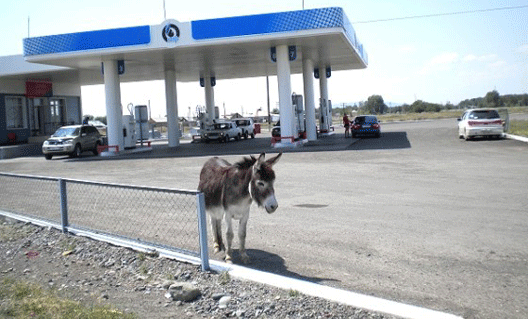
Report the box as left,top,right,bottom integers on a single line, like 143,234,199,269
0,172,209,270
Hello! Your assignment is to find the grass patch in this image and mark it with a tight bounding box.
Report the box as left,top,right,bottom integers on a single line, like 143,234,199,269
334,106,528,124
509,120,528,137
0,224,33,242
217,271,231,285
377,111,463,122
0,277,136,319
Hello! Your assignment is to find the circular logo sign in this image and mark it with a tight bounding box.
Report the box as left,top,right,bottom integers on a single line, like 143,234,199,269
162,24,179,42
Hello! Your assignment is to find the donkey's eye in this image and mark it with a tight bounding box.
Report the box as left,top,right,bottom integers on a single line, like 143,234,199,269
257,181,265,187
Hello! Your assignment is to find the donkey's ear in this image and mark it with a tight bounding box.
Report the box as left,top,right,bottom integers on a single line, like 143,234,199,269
257,153,266,165
266,152,282,166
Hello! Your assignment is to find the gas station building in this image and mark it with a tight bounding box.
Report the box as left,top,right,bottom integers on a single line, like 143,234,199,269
0,7,367,153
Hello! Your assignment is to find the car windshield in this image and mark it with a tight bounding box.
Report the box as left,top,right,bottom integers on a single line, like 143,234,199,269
355,116,377,124
235,120,249,126
52,127,79,137
468,110,500,119
213,123,230,130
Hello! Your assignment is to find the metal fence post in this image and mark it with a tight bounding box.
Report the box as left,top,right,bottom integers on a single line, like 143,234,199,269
196,192,210,271
59,178,68,233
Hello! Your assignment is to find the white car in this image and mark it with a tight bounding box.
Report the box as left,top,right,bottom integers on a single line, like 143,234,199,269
202,121,242,143
234,118,255,139
458,108,504,141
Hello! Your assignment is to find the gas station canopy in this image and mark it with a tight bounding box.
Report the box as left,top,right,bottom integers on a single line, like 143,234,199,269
22,7,368,85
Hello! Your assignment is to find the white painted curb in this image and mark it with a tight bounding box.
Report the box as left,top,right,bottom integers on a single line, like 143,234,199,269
505,133,528,143
210,261,463,319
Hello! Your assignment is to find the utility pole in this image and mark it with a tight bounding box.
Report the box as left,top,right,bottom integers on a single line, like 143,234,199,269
266,76,271,130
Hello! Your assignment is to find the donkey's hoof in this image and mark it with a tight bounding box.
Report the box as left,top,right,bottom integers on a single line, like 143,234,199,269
214,244,225,254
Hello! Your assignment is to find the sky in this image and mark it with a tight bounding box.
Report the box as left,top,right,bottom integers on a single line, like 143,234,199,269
1,0,527,117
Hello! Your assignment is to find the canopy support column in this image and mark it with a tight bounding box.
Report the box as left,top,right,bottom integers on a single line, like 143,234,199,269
276,44,294,143
103,60,124,152
303,58,317,141
165,69,180,147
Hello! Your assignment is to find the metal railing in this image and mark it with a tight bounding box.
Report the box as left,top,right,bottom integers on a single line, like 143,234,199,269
0,172,209,271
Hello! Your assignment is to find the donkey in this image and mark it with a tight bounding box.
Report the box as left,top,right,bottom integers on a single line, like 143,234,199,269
198,152,282,264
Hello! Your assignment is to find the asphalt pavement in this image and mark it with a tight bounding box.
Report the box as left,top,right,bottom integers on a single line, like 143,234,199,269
1,118,527,319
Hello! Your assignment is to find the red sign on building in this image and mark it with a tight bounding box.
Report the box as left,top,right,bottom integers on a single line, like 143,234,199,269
25,80,53,98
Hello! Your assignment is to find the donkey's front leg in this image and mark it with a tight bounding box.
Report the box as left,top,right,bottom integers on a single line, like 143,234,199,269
238,212,250,264
224,214,235,263
210,215,224,253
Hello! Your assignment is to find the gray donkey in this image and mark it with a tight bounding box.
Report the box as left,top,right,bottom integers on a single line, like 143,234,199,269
198,153,282,263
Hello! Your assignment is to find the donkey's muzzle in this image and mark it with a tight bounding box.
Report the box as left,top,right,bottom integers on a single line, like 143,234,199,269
264,194,278,214
266,203,278,214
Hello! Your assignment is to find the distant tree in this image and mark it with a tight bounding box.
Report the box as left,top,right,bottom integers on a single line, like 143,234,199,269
271,108,279,114
95,116,107,124
409,100,426,113
501,94,528,106
481,90,503,108
365,95,387,114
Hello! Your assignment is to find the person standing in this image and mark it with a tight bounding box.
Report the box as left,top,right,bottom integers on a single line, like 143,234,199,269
343,113,351,137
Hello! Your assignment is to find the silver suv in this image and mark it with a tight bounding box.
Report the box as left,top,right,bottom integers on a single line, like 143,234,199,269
42,125,102,159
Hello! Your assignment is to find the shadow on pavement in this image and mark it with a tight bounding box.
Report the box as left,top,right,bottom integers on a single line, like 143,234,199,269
215,248,340,285
347,132,411,151
72,131,411,162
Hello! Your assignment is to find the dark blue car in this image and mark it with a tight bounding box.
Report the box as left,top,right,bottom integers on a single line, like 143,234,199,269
351,115,381,138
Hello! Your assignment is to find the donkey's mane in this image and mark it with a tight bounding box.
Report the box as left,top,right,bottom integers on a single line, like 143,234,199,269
234,156,257,170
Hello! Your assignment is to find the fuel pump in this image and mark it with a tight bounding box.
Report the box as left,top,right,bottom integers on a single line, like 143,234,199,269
291,93,306,139
319,98,329,133
122,115,136,149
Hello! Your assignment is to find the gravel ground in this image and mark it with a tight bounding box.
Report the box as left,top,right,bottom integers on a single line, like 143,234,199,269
0,218,399,319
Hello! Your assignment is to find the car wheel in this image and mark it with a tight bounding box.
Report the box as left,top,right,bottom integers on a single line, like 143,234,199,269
243,132,248,139
464,129,471,141
45,154,53,160
251,133,255,139
71,144,82,158
236,133,241,141
93,142,101,155
224,135,229,143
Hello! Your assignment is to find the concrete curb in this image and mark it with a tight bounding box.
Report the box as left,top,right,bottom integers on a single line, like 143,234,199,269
504,133,528,143
210,261,463,319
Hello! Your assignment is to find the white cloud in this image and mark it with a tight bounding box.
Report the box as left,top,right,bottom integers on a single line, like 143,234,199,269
419,52,459,75
518,44,528,54
463,53,498,62
463,54,476,62
487,60,507,68
430,52,459,65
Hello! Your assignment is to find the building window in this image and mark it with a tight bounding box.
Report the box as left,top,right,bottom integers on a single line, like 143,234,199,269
5,96,27,129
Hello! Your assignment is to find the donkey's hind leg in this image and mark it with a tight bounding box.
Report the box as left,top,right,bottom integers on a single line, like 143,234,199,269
210,215,224,253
